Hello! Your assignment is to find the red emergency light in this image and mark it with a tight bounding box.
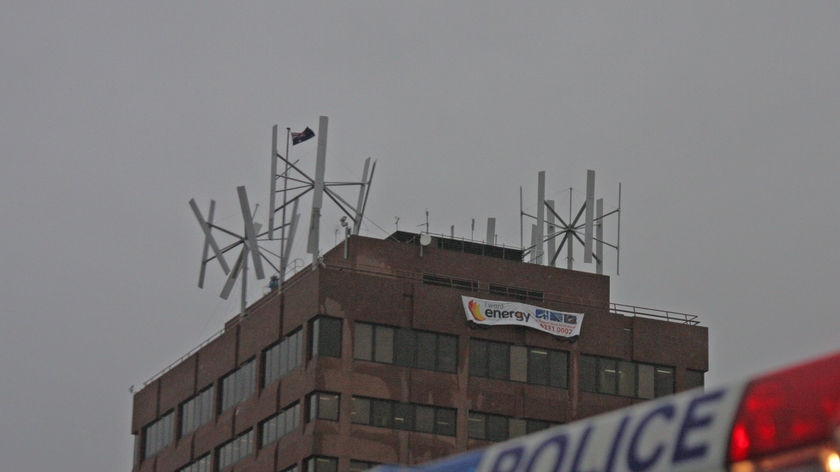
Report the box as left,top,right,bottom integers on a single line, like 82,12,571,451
728,351,840,470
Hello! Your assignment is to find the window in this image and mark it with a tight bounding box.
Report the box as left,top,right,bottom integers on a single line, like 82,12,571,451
351,396,456,436
308,392,340,421
353,322,457,373
580,355,675,399
350,460,378,472
143,411,173,459
686,369,705,389
264,330,302,386
311,316,342,358
421,274,478,291
220,360,255,412
305,456,338,472
261,402,300,447
217,429,253,470
351,397,371,424
180,386,214,436
468,412,515,442
177,454,210,472
488,284,544,302
470,339,568,388
654,366,675,397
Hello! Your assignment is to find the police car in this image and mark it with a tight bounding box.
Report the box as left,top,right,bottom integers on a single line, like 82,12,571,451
373,350,840,472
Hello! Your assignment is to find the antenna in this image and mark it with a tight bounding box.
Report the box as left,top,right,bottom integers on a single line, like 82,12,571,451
190,185,276,316
520,169,621,274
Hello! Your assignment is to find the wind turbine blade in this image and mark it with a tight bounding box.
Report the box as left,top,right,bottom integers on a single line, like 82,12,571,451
269,124,278,240
352,158,371,234
584,169,595,263
237,186,265,280
283,201,301,270
189,198,230,287
220,249,245,300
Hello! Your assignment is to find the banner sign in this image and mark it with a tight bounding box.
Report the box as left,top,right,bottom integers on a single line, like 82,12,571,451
461,296,584,338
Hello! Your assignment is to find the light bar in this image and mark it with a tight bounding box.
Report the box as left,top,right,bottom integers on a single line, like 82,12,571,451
728,351,840,464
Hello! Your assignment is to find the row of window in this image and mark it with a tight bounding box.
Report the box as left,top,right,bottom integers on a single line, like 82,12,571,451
351,396,457,436
353,322,457,373
307,392,459,437
579,355,676,399
469,339,569,388
144,315,697,463
468,411,556,443
143,330,304,461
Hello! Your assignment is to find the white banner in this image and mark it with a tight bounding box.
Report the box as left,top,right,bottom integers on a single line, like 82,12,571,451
462,296,583,338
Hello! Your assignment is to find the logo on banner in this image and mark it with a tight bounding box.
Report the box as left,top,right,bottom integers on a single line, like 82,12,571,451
462,296,583,338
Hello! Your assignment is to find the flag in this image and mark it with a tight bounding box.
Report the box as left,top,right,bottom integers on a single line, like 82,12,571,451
291,127,315,145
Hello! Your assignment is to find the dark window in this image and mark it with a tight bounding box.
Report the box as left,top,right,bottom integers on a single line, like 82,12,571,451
350,461,378,472
353,323,373,360
311,316,342,358
468,412,486,440
177,454,210,472
416,331,437,371
351,397,455,436
579,355,598,393
393,402,414,431
435,408,456,436
487,342,509,380
487,414,508,442
549,350,568,388
308,392,339,421
371,399,392,428
415,405,435,433
421,274,478,291
143,411,173,459
526,419,554,434
469,339,488,377
598,358,618,395
580,355,674,400
437,334,458,373
654,366,675,398
180,386,214,437
509,418,527,439
264,330,302,386
686,369,705,390
354,322,456,374
373,325,395,364
638,364,655,399
220,359,255,412
528,349,549,385
393,328,416,367
351,397,371,425
617,360,636,397
305,456,338,472
261,402,300,447
217,429,253,470
488,284,544,302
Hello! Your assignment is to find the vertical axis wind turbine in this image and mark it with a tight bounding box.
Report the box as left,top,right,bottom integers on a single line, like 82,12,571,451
521,169,621,274
267,116,376,283
189,185,275,316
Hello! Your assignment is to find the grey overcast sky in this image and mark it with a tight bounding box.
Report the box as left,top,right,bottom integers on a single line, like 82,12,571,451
3,2,840,470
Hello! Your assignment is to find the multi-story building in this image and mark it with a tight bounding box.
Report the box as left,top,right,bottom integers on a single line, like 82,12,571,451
131,231,707,472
